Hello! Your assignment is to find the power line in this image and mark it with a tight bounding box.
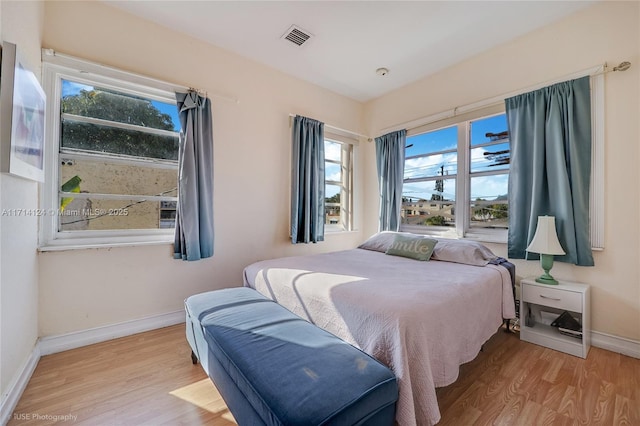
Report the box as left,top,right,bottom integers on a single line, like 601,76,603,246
62,187,177,225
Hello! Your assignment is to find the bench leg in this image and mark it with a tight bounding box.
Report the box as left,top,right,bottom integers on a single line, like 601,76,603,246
191,350,199,365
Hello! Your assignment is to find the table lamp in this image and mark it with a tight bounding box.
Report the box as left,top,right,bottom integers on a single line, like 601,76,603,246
526,216,565,285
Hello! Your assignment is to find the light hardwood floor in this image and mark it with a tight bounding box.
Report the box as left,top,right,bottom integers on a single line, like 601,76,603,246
8,324,639,425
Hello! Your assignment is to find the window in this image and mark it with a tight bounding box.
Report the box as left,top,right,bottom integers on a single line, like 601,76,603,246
159,201,178,229
324,139,353,232
41,54,181,249
401,112,509,242
468,115,509,232
398,68,604,248
403,126,458,228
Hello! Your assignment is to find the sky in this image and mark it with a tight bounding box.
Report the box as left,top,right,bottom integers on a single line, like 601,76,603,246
403,114,509,202
324,141,342,198
152,101,181,131
406,114,507,157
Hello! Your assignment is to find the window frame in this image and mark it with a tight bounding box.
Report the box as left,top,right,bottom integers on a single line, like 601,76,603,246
401,108,509,243
384,66,605,248
40,52,182,250
467,116,510,240
324,137,353,233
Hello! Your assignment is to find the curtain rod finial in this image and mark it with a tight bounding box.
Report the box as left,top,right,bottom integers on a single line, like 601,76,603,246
613,61,631,72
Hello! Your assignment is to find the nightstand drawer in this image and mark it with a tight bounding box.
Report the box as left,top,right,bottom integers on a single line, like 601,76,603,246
522,284,582,312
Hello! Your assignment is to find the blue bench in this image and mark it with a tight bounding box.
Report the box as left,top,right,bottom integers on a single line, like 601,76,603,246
185,287,398,425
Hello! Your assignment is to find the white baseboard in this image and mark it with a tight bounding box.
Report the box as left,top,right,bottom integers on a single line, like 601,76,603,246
0,344,41,426
591,330,640,359
1,310,185,425
39,309,185,356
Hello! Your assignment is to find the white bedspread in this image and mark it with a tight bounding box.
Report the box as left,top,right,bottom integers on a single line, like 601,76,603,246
243,248,515,426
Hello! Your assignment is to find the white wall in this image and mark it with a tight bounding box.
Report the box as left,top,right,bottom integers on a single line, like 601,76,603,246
364,1,640,341
38,1,366,336
7,0,638,349
0,0,43,407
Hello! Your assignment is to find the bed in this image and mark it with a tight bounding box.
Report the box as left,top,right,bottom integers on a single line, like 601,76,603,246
243,232,516,426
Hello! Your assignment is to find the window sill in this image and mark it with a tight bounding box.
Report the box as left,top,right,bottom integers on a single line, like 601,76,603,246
324,229,359,236
463,232,508,245
39,236,173,252
400,225,507,245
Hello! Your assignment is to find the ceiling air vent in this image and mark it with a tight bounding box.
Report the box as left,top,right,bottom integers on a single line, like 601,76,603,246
282,25,313,47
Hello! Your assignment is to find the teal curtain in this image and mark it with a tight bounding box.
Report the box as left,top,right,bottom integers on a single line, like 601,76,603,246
291,115,325,244
506,76,593,266
375,130,406,232
174,92,214,261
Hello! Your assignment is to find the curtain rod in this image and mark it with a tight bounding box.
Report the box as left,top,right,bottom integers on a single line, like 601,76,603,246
288,114,372,141
42,49,240,104
378,61,631,136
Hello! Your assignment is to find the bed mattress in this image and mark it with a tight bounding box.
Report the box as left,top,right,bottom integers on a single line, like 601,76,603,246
243,248,515,426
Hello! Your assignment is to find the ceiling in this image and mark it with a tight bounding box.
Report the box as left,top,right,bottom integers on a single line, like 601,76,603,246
104,1,595,102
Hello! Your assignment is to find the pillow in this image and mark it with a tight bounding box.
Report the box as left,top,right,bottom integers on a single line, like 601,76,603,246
431,238,497,266
358,231,405,253
385,234,437,261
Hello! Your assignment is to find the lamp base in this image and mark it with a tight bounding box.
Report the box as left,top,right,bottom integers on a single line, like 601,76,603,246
536,254,559,285
535,275,559,285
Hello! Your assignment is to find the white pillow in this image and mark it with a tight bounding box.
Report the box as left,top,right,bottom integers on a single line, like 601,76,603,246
360,233,497,266
431,238,497,266
358,231,406,253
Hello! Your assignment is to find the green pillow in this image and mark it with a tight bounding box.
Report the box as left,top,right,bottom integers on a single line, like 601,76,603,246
385,234,437,261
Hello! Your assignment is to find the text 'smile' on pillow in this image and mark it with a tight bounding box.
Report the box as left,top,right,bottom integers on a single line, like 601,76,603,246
385,234,438,261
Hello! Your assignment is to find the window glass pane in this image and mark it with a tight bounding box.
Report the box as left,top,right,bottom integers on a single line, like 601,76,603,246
59,198,174,231
61,119,179,160
401,178,456,227
61,80,179,131
405,126,457,157
57,79,180,234
160,200,177,209
325,184,341,226
400,113,509,238
325,140,341,162
470,174,508,229
325,184,340,202
325,162,341,182
324,139,350,232
405,127,458,180
470,114,508,146
59,158,177,197
470,142,510,173
405,153,457,180
159,201,177,229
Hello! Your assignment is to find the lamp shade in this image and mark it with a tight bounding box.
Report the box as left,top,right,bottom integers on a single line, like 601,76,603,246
526,216,566,255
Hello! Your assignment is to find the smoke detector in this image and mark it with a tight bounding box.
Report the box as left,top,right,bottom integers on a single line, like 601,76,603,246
282,25,313,47
376,67,390,76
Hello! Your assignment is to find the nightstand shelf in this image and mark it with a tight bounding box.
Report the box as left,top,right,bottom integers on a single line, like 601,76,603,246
520,278,590,358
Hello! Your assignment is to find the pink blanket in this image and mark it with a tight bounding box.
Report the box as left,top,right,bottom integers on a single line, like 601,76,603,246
243,249,515,426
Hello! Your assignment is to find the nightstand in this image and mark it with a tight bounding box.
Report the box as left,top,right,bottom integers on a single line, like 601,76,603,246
520,278,590,358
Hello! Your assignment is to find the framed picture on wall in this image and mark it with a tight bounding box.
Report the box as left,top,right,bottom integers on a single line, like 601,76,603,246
1,41,46,182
